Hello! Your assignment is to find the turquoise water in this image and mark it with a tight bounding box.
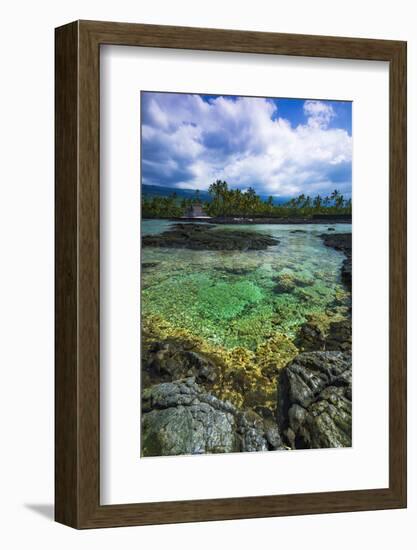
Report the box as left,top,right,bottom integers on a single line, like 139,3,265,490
141,221,351,350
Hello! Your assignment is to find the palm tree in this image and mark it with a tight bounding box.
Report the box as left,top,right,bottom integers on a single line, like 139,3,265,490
244,187,258,215
296,193,306,208
208,180,221,198
330,189,340,205
208,180,229,215
335,193,345,209
313,195,322,211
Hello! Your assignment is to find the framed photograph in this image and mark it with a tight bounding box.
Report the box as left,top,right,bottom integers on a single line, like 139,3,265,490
55,20,406,528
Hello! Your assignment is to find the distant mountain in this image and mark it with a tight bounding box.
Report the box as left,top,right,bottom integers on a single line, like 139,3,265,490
141,184,289,204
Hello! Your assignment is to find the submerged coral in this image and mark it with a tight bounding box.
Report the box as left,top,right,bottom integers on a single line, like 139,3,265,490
141,223,353,452
142,315,298,412
142,256,351,349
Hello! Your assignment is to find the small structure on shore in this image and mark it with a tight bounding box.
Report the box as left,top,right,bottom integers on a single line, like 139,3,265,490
183,203,211,219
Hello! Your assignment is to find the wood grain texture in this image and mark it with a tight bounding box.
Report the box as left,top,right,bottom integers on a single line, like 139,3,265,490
55,21,79,527
388,41,407,505
55,20,407,529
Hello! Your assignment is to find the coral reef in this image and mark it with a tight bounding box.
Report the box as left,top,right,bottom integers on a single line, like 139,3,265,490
141,223,353,455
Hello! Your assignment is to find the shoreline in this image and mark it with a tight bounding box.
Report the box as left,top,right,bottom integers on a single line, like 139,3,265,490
143,216,352,225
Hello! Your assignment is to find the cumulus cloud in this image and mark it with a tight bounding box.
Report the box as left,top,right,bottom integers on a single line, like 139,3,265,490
141,93,352,197
303,100,335,129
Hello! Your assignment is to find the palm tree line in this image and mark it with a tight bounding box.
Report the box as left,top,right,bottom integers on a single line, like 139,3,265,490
141,179,352,219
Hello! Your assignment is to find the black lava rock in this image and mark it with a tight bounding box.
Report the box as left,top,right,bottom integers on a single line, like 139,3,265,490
142,223,279,251
277,351,352,449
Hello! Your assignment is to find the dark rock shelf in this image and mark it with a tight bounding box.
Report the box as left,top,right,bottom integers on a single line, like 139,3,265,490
142,223,279,251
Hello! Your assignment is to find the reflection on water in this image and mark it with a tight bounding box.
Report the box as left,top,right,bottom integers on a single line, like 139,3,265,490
141,221,352,350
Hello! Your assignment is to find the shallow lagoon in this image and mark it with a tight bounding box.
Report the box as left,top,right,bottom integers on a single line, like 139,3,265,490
141,221,352,351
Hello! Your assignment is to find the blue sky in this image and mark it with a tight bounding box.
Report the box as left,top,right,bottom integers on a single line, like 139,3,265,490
141,92,352,198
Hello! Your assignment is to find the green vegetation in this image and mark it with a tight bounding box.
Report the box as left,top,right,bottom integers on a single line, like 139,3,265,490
142,192,184,218
141,180,352,219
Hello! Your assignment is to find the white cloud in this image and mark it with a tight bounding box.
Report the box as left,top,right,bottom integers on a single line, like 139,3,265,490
303,100,335,129
141,93,352,197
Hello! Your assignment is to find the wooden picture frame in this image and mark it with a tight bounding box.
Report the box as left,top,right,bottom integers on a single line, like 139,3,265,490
55,20,407,528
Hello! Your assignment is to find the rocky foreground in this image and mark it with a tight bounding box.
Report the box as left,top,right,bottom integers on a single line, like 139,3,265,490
277,351,351,449
142,378,280,455
141,343,352,456
142,223,279,251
